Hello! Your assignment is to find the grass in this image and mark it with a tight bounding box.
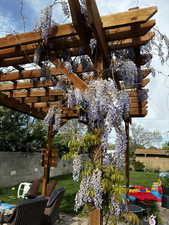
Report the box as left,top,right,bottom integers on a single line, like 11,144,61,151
0,171,160,214
129,171,160,188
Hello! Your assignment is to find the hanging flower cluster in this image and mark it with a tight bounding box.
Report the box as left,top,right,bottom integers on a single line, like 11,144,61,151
72,155,82,182
113,59,138,85
75,168,103,211
68,79,129,166
67,78,129,212
44,106,61,131
39,5,52,44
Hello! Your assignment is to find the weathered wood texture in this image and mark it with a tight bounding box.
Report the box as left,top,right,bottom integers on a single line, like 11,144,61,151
0,92,45,119
86,0,109,61
0,6,156,119
0,7,157,50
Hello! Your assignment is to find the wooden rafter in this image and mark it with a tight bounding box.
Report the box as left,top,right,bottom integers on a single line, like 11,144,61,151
68,0,91,56
0,6,156,121
0,31,154,67
0,64,93,82
108,31,155,50
0,20,155,61
51,59,88,91
0,76,150,91
86,0,109,62
0,7,157,50
0,92,45,119
4,89,65,98
0,31,155,67
102,6,157,28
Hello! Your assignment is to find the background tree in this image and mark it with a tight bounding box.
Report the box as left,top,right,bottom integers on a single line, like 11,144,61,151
162,141,169,150
53,119,87,157
129,123,162,168
0,106,46,152
130,123,162,147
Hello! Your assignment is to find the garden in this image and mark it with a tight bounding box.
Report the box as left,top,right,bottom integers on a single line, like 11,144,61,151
0,0,169,225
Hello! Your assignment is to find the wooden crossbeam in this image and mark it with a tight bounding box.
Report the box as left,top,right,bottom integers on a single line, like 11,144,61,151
3,89,65,98
86,0,109,62
123,78,150,89
128,89,148,97
0,76,150,92
68,0,91,56
0,31,154,67
27,102,147,110
0,64,93,82
22,96,64,103
106,20,155,41
102,6,157,28
0,68,151,92
0,7,157,49
51,59,88,91
39,105,148,117
0,20,155,61
0,92,45,119
2,88,148,99
13,94,147,109
0,7,157,50
0,55,34,67
109,31,154,50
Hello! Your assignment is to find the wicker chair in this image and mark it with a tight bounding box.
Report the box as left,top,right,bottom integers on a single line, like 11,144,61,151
41,187,65,225
0,197,48,225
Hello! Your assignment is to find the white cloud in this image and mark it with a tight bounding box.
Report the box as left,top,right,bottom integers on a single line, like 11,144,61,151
0,13,17,37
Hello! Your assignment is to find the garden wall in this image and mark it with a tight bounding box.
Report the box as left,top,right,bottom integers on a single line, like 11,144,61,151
0,152,72,188
136,156,169,171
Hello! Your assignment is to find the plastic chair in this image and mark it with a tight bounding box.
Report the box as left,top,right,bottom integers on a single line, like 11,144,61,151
17,183,32,199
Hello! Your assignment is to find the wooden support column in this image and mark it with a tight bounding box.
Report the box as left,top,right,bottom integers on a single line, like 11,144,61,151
125,120,130,188
89,209,103,225
42,124,54,196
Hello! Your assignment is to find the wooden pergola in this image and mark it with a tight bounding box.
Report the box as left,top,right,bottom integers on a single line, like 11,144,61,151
0,1,157,224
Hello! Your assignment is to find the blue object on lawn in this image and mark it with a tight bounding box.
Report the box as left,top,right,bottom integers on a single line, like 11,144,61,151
128,195,136,201
0,203,15,210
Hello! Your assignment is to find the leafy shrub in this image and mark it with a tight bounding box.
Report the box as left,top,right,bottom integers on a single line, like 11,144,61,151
134,161,145,171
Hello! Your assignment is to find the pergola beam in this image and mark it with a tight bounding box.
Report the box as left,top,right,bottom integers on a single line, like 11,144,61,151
0,7,157,50
0,32,154,67
0,20,155,61
0,64,93,82
0,92,45,119
86,0,109,62
68,0,91,56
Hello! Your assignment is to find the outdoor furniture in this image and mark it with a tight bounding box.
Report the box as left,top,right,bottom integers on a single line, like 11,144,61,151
17,183,32,199
25,177,43,199
41,187,65,225
46,180,58,197
0,197,48,225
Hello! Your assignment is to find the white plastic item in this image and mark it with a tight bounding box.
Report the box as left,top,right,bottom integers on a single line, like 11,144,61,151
17,182,32,199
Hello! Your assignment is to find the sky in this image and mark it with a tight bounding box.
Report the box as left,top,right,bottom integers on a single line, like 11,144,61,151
0,0,169,144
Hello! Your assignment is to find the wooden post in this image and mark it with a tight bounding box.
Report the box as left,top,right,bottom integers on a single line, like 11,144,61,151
89,209,103,225
89,131,103,225
42,124,54,196
125,120,130,188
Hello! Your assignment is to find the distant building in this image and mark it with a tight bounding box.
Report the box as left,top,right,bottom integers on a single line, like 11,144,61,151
135,149,169,172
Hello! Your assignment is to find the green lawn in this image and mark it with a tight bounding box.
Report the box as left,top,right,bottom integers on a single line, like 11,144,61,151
0,171,160,214
129,171,159,188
